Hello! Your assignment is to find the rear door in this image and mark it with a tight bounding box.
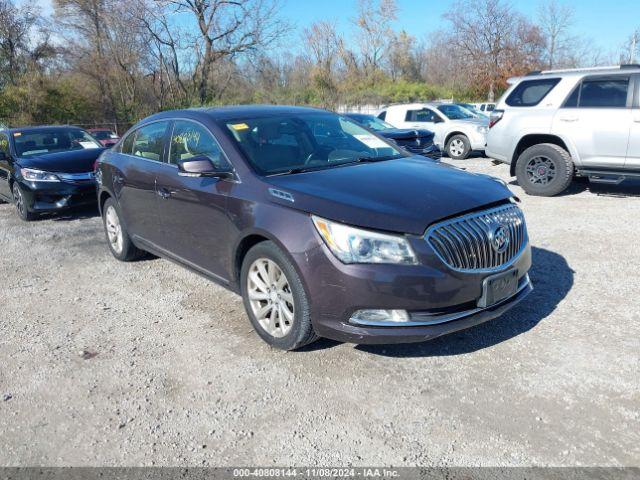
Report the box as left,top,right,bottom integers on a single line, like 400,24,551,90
625,74,640,169
153,119,235,282
116,121,171,245
553,74,633,169
0,133,12,200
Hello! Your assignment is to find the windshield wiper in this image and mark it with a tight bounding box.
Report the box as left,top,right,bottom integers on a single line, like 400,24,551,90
356,154,405,163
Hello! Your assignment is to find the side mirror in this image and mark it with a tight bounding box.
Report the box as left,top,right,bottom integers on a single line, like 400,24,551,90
177,155,232,179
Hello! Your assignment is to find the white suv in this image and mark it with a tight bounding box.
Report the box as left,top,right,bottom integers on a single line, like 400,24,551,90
378,103,489,160
487,65,640,196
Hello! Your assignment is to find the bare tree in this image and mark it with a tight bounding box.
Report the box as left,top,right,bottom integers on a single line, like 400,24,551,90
0,0,50,86
444,0,543,101
538,0,576,69
351,0,398,82
166,0,289,104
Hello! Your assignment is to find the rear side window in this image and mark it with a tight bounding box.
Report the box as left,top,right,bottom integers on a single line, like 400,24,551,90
506,78,561,107
132,122,169,161
377,111,387,120
120,130,135,154
564,77,630,108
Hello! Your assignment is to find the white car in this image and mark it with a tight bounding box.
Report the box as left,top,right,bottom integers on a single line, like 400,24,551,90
486,64,640,196
378,103,489,160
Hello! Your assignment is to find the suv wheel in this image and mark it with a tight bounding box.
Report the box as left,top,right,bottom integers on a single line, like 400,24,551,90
446,134,471,160
241,241,318,351
12,183,35,221
102,198,145,261
515,143,574,196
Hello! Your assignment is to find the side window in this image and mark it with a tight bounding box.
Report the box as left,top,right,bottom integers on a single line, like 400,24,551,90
378,110,387,121
578,78,629,108
0,134,10,156
120,130,135,154
405,109,437,122
506,78,561,107
132,122,169,161
564,85,580,108
169,120,229,169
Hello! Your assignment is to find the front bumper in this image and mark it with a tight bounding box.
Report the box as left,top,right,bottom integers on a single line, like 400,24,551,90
19,179,98,213
295,235,532,345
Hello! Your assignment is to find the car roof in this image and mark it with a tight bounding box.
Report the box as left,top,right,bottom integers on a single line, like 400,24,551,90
514,65,640,82
142,105,329,124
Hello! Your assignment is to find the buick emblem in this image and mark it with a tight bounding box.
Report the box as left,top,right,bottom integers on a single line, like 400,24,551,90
491,225,510,254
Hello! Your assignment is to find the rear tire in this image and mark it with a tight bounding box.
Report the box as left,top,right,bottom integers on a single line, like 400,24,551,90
12,182,35,221
515,143,573,197
240,241,319,351
102,198,145,261
446,134,471,160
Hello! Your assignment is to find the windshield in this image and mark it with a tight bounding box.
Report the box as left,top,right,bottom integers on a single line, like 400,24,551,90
437,104,475,120
14,128,102,157
350,115,395,131
222,113,405,175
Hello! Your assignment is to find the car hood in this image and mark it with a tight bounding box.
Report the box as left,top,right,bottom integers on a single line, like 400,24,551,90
17,148,106,173
379,128,434,141
266,157,513,235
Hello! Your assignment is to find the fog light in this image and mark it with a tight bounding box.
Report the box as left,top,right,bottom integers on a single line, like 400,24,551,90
350,309,410,325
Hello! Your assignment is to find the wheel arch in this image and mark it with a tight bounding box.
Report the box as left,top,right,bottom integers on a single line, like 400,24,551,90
444,131,468,146
511,134,575,176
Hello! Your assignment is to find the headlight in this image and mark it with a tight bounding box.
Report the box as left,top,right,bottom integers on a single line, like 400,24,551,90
476,125,489,134
312,216,418,265
21,168,60,182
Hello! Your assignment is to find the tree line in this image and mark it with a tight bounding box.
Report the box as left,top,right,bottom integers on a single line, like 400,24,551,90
0,0,636,130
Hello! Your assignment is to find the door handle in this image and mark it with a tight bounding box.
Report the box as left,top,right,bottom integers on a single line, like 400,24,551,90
559,116,579,122
634,117,640,123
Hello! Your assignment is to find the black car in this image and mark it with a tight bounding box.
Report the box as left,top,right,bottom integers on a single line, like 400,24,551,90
344,113,441,158
0,126,105,221
97,106,531,351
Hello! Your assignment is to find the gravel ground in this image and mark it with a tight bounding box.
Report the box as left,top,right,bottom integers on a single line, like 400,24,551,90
0,157,639,467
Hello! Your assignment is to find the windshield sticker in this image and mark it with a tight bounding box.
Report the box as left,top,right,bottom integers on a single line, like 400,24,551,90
230,123,249,131
353,134,389,149
13,132,21,137
0,138,8,149
79,141,100,149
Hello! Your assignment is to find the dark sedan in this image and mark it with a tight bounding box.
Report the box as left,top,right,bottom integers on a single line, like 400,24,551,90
0,126,105,221
97,106,532,351
344,113,441,159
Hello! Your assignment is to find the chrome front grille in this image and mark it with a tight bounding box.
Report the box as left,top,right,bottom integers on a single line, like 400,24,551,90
426,203,527,271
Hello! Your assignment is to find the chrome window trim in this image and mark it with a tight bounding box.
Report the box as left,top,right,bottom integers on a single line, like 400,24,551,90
424,203,528,273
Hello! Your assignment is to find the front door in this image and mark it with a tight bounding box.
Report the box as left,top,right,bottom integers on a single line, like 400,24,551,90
154,120,235,282
0,133,13,200
403,108,445,145
553,75,633,169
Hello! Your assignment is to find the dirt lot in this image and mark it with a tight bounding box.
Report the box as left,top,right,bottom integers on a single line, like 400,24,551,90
0,157,639,467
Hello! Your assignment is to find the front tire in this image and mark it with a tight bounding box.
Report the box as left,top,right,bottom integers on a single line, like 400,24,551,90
446,134,471,160
515,143,573,197
240,241,318,351
12,183,35,221
102,198,145,261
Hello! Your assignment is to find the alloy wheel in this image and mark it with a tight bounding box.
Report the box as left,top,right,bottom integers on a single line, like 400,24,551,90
247,258,295,338
105,205,124,254
449,139,465,157
12,184,25,217
525,156,557,185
